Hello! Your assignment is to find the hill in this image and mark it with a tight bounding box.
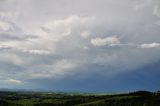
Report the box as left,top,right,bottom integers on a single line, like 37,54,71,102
0,90,160,106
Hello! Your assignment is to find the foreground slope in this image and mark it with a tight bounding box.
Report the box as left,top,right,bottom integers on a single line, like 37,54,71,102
0,91,160,106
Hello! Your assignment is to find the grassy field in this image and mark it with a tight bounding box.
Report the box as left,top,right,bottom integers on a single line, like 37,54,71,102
0,90,160,106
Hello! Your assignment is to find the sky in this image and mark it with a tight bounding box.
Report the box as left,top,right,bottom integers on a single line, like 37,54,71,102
0,0,160,92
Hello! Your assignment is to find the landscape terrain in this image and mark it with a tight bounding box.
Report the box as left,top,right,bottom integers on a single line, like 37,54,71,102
0,90,160,106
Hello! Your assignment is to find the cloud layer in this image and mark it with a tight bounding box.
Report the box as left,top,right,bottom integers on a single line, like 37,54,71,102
0,0,160,89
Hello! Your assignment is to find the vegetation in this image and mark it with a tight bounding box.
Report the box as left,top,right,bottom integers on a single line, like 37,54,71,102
0,90,160,106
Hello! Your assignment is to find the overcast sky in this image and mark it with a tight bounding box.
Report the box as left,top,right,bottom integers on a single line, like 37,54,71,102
0,0,160,92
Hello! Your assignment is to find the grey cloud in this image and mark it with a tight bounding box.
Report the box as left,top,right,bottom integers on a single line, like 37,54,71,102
0,32,38,41
0,11,38,43
0,0,160,84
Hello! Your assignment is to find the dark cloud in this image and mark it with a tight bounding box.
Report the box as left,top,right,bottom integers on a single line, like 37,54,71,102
0,0,160,90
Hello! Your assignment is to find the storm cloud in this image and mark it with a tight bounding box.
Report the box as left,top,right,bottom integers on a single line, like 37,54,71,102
0,0,160,90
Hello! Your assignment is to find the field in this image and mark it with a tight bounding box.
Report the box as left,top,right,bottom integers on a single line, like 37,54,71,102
0,90,160,106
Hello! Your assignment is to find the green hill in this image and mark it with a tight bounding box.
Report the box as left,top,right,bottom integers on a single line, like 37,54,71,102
0,90,159,106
